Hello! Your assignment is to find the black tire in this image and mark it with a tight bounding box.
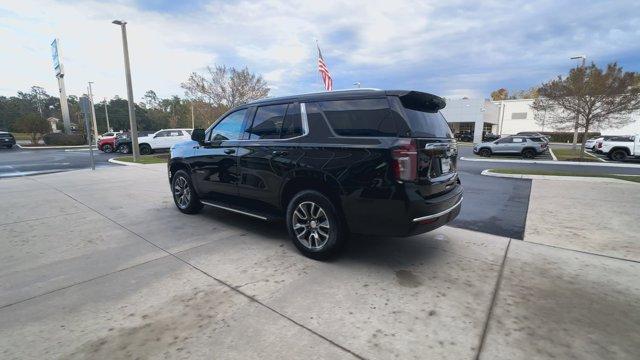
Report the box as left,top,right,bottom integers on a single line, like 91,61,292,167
118,144,131,154
140,144,152,155
102,144,113,153
286,190,346,260
522,149,536,159
6,144,12,149
479,148,491,157
610,149,627,162
171,170,203,214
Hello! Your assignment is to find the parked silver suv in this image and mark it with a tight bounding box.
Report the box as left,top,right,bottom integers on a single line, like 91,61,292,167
473,136,548,158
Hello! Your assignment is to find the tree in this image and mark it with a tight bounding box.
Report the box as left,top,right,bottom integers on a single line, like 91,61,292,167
509,87,539,99
181,65,269,108
142,90,160,109
532,62,640,159
16,113,50,144
490,88,509,101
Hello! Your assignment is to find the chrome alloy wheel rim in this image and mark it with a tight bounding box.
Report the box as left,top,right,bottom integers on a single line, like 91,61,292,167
173,176,191,209
292,201,330,249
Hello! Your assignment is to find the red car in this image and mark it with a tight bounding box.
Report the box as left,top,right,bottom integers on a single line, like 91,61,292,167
97,136,117,153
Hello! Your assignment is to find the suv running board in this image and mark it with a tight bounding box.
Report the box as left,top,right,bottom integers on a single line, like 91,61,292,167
200,200,282,221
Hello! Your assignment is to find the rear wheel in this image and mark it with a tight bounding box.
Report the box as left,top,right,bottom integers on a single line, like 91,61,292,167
479,148,491,157
610,149,627,161
286,190,346,260
171,170,203,214
522,149,536,159
102,144,113,153
140,144,152,155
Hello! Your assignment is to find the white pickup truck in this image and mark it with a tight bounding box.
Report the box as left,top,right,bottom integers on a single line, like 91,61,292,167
600,134,640,161
138,129,192,154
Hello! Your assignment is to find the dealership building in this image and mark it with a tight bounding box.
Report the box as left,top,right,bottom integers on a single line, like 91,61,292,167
441,98,640,143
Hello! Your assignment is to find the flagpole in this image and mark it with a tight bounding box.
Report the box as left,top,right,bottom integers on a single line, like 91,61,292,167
315,39,324,91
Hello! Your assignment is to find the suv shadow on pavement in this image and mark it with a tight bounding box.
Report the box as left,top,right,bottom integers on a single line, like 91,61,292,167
197,206,441,266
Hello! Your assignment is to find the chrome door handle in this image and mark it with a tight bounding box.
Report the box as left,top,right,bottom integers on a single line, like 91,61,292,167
272,150,288,156
224,148,236,155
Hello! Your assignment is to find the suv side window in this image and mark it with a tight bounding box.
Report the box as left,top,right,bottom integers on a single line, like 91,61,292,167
496,137,513,144
155,131,169,138
512,137,524,143
246,104,288,140
209,109,247,141
281,104,303,139
318,99,397,137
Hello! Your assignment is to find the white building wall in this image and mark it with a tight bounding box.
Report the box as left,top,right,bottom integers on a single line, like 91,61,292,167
442,98,499,143
494,99,640,136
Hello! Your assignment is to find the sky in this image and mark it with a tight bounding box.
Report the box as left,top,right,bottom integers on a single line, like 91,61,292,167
1,0,639,102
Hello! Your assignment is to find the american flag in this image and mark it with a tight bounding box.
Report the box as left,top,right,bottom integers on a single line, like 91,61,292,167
317,44,333,91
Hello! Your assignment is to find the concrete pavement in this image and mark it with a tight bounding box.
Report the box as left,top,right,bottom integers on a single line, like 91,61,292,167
1,165,639,359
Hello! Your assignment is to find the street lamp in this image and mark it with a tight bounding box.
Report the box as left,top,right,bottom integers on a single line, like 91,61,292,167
353,82,361,88
112,20,140,161
569,55,587,149
570,55,586,67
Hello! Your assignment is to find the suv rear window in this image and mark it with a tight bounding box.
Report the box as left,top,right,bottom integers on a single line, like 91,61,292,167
318,99,398,137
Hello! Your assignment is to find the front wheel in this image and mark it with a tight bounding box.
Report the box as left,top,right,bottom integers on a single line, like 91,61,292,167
286,190,346,260
479,148,491,157
102,144,113,153
171,170,203,214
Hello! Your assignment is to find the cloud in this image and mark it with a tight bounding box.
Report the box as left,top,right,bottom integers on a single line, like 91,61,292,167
1,0,639,101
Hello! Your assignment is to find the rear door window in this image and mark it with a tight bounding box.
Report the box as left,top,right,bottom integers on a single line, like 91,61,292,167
281,104,303,139
317,99,398,137
246,104,289,140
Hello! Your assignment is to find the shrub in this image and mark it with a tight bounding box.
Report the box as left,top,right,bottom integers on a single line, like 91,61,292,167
42,133,87,146
540,131,601,143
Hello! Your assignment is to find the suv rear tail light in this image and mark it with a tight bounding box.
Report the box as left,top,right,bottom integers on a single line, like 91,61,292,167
392,139,417,182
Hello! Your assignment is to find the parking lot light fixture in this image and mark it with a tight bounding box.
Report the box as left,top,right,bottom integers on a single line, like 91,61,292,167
112,19,140,161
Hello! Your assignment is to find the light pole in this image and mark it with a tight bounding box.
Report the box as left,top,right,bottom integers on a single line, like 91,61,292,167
353,82,361,88
104,98,111,131
87,82,99,141
569,55,586,148
113,20,140,161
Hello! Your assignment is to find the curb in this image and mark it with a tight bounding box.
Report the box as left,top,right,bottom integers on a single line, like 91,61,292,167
548,148,558,161
107,158,165,168
18,145,92,150
460,157,640,168
480,169,639,184
108,158,145,167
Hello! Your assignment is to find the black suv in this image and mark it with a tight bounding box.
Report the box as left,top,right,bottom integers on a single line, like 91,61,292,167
168,89,463,259
0,131,16,148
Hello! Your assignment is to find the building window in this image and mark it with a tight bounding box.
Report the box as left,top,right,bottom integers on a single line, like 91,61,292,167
511,112,528,120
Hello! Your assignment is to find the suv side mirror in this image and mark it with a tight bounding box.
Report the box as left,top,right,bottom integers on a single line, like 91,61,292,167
191,128,206,144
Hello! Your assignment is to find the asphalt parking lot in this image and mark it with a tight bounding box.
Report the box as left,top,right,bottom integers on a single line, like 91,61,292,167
0,146,112,178
1,165,639,359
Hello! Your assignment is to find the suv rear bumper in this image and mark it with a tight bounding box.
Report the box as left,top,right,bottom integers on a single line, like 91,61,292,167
342,182,463,237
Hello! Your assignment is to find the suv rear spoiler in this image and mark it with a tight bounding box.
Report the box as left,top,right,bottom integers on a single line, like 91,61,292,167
386,90,446,112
